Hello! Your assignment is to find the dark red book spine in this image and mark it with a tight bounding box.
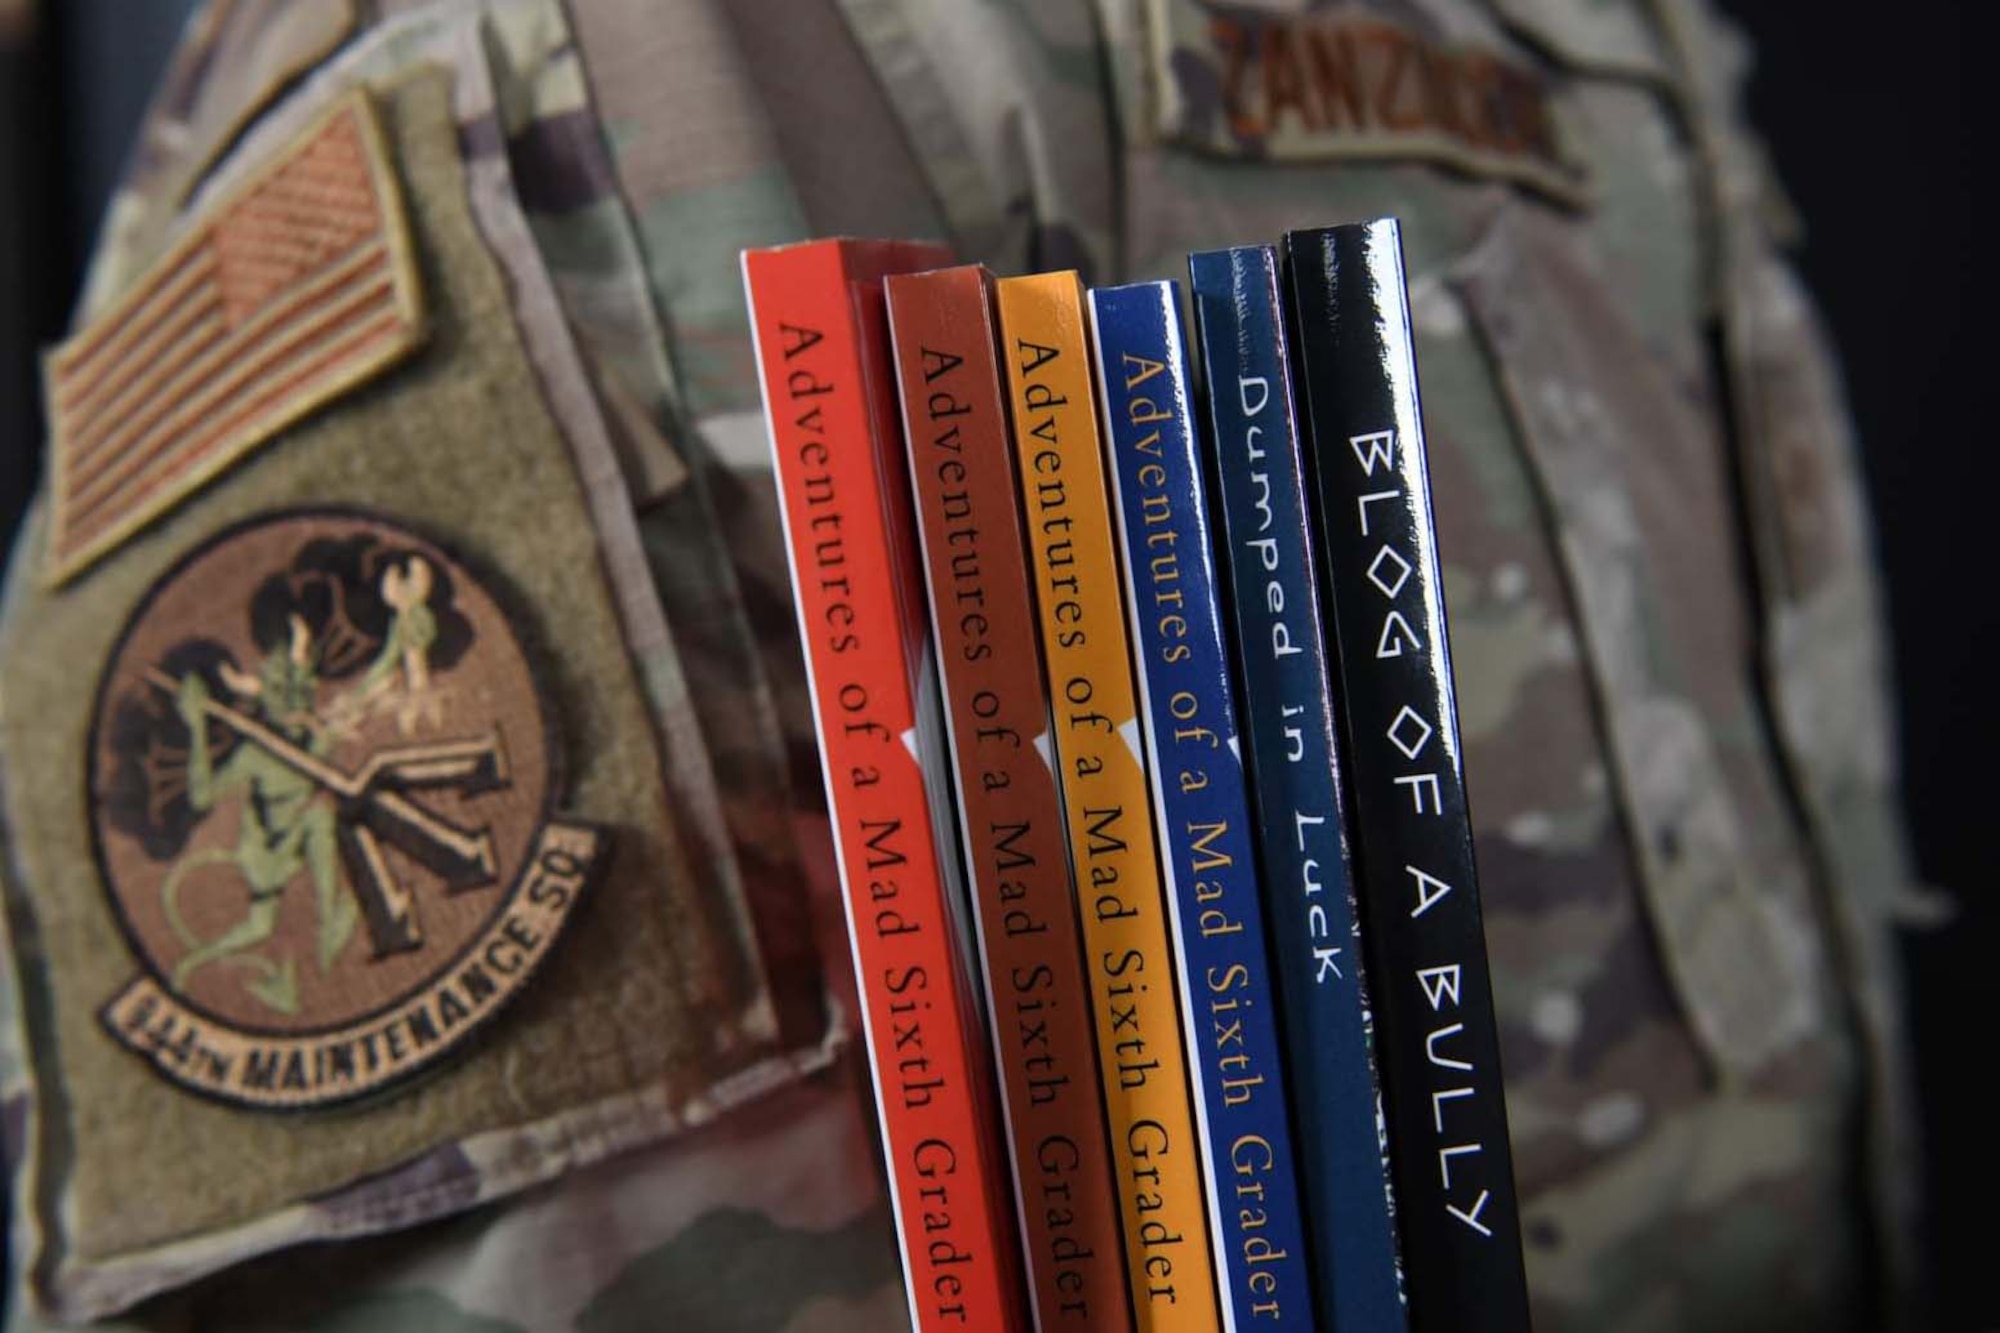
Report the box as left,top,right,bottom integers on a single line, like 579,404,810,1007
887,265,1134,1333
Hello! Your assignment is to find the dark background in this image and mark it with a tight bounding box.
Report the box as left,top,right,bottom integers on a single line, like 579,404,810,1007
1725,7,1984,1329
0,2,1984,1326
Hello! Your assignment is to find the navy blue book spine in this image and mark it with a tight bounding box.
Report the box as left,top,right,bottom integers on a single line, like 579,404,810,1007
1283,220,1530,1333
1088,280,1319,1333
1189,245,1408,1333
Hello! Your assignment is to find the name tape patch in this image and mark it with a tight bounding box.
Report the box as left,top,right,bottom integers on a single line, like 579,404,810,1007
46,90,426,585
89,510,603,1110
1147,0,1588,205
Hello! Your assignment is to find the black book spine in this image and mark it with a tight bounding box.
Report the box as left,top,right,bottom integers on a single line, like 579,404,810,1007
1283,219,1531,1333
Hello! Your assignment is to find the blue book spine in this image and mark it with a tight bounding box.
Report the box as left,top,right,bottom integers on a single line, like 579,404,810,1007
1189,246,1408,1333
1088,280,1319,1333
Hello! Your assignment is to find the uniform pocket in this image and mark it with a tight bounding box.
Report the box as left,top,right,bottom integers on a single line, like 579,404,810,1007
1451,203,1828,1082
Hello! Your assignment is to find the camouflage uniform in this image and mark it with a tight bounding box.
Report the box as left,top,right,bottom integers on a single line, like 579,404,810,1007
0,1,1921,1330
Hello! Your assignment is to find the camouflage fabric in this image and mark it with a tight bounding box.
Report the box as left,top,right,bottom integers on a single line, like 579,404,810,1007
4,4,873,1327
2,0,1920,1330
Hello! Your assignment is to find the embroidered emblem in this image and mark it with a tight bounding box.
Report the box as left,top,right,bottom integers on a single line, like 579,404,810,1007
1145,0,1588,206
89,511,603,1110
45,89,425,585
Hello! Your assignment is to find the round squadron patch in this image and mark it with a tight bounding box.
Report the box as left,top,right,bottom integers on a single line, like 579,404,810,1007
88,510,604,1110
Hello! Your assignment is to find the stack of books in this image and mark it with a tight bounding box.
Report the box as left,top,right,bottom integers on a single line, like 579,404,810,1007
742,221,1530,1333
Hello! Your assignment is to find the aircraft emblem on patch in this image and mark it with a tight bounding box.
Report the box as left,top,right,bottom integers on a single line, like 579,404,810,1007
88,510,604,1110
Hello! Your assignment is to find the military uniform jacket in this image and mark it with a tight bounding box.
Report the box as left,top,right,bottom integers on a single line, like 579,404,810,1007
0,0,1923,1329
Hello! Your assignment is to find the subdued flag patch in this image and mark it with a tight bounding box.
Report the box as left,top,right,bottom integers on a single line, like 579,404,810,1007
45,89,425,585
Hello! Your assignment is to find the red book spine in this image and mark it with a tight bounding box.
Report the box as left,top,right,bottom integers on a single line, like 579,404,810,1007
886,266,1135,1332
743,239,1029,1333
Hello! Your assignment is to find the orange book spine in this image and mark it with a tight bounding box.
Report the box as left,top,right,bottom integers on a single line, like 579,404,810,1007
995,272,1221,1333
887,265,1135,1333
744,239,1028,1333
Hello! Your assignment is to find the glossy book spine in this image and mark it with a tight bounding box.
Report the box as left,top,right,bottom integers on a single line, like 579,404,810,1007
1189,245,1407,1333
744,239,1029,1333
1089,281,1317,1332
1283,221,1531,1333
995,272,1221,1333
887,265,1133,1333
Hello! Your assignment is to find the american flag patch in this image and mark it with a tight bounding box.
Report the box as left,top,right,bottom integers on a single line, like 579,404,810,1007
45,89,425,584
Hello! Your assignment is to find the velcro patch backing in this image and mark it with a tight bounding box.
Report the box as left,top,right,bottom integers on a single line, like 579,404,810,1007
46,89,425,584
